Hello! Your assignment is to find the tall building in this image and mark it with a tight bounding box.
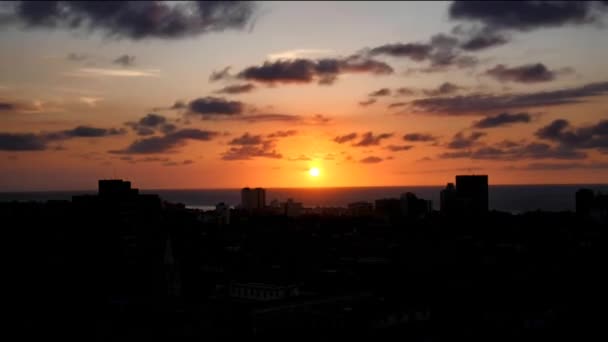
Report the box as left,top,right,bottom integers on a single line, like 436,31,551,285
400,192,432,218
440,183,457,214
440,175,489,215
456,175,489,213
241,187,266,211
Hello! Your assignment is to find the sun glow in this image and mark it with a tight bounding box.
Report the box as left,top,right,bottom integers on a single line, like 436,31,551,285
309,167,320,177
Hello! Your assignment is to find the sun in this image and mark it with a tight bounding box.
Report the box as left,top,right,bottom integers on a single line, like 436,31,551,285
309,167,320,177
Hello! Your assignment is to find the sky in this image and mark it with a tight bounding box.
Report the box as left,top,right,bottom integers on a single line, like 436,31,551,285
1,1,608,191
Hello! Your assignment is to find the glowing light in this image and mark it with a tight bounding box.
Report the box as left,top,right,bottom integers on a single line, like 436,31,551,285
309,167,320,177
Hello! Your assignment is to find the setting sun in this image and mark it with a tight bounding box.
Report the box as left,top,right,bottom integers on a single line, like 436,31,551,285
309,167,320,177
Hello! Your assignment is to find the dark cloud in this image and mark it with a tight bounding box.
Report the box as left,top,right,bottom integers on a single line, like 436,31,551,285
514,161,608,171
460,31,509,51
0,125,125,151
0,133,47,151
449,1,608,32
388,102,407,108
423,82,462,96
354,132,393,147
386,145,413,152
0,102,16,111
439,142,587,160
229,133,264,146
334,133,358,144
237,114,301,123
535,119,608,150
209,66,232,82
403,133,438,142
370,34,478,72
125,113,176,136
359,99,377,106
113,54,135,67
447,131,486,149
236,56,393,85
267,130,297,138
369,43,433,61
485,63,559,83
110,128,219,154
221,144,282,160
2,1,256,40
411,81,608,115
360,156,383,164
396,87,416,96
473,112,532,128
66,52,87,62
369,88,391,97
54,126,126,139
214,83,255,94
188,97,244,116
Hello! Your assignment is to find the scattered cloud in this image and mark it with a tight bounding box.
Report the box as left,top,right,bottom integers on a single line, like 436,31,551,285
369,88,391,97
386,145,413,152
1,1,257,40
0,102,16,111
395,87,416,96
113,54,136,67
439,142,587,161
359,99,377,106
334,133,358,144
229,133,264,145
288,155,311,161
214,83,255,94
484,63,561,83
449,1,608,32
535,119,608,150
403,133,438,142
267,130,297,138
423,82,462,96
473,112,532,129
125,113,176,136
369,43,433,61
0,133,47,151
209,66,232,82
66,53,88,62
459,30,509,51
236,113,301,123
446,131,486,149
110,128,219,154
388,102,407,109
0,125,126,151
187,97,244,117
235,55,393,85
512,161,608,171
360,156,383,164
353,132,393,147
411,81,608,115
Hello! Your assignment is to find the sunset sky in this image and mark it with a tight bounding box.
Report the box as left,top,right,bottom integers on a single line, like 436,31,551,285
1,1,608,191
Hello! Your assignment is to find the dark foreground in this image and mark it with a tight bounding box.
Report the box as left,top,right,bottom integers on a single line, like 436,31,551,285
4,194,607,341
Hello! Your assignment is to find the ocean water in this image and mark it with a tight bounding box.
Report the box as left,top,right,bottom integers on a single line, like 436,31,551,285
1,185,607,213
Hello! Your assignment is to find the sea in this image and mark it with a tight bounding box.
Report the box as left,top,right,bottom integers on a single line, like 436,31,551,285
1,185,607,214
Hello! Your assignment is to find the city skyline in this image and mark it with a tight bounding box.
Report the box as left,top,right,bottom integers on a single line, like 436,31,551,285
2,1,608,191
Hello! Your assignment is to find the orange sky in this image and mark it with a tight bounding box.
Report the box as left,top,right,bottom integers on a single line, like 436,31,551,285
1,1,608,191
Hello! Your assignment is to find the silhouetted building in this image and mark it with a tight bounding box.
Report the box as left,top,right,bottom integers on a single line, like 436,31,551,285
281,198,303,217
375,198,401,218
241,187,266,211
576,188,608,223
348,201,373,216
215,202,231,225
400,192,432,218
98,179,139,197
455,175,489,213
440,183,457,214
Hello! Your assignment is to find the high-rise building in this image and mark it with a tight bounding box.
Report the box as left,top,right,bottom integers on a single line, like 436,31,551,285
400,192,432,218
440,183,457,214
241,187,266,211
440,175,489,215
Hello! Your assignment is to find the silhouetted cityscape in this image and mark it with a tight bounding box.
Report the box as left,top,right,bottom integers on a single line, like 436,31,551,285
5,175,608,341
